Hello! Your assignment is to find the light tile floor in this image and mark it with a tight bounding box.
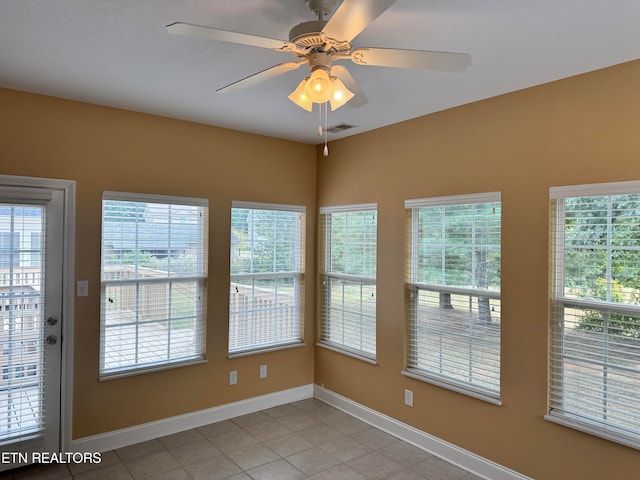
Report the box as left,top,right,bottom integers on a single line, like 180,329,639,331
1,399,483,480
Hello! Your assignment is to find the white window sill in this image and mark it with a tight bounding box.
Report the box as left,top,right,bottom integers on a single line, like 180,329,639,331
228,341,306,359
316,342,377,365
401,369,502,406
99,357,207,381
544,412,640,451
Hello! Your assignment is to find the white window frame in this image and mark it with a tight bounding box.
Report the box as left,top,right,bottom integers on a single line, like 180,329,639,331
228,201,305,356
318,203,377,363
99,191,208,379
403,192,502,404
547,180,640,450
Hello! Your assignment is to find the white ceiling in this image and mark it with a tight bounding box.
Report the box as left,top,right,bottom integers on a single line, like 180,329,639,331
1,0,639,144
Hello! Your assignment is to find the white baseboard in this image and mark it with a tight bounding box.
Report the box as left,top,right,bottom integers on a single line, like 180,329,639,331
71,383,530,480
313,385,532,480
71,384,313,454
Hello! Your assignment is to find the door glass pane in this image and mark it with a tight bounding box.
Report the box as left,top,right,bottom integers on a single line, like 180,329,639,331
0,205,45,444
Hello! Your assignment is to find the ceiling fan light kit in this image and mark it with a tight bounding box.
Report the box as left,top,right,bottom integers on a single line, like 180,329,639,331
328,77,354,110
288,79,313,112
288,66,355,112
288,73,355,112
289,51,355,111
167,0,471,146
305,68,333,103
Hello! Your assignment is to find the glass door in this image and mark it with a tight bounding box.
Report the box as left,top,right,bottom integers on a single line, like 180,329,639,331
0,187,63,470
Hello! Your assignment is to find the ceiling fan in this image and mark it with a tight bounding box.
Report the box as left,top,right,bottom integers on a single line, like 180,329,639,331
167,0,471,112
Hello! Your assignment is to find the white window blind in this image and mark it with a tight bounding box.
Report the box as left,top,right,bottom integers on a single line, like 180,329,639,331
229,202,305,355
404,193,502,403
0,204,46,446
100,192,208,378
548,181,640,449
319,204,377,361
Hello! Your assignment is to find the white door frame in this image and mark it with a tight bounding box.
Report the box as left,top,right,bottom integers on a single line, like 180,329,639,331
0,174,75,453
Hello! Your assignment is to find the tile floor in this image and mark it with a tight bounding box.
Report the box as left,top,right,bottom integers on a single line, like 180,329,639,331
1,398,483,480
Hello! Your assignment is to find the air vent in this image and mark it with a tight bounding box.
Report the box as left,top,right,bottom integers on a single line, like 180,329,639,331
326,123,358,134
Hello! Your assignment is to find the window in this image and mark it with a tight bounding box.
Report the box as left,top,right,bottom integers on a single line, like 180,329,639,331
319,204,377,362
30,232,42,267
100,192,208,378
548,181,640,449
0,232,20,268
404,193,502,403
229,202,305,355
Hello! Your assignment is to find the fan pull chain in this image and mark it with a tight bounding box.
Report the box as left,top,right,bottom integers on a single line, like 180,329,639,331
323,101,329,156
316,102,329,156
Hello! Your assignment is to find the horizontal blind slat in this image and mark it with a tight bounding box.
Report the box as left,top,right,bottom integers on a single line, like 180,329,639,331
228,206,304,354
0,204,47,447
319,208,377,360
406,198,501,400
99,195,207,378
549,187,640,448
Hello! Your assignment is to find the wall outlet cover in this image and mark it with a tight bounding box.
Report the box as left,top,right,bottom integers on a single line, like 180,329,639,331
404,389,413,407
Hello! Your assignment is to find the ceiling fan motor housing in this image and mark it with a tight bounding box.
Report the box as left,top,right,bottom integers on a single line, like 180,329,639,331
307,51,334,75
289,20,328,51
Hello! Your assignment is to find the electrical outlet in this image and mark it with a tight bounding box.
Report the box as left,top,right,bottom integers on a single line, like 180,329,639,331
229,370,237,385
259,364,267,379
404,389,413,407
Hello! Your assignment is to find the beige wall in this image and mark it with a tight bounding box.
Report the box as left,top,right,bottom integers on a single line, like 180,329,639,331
315,60,640,479
0,88,317,438
1,59,640,479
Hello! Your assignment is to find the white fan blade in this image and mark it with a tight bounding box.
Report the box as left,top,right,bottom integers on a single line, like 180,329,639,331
167,22,293,51
350,47,471,73
217,60,308,94
331,65,369,108
322,0,398,43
